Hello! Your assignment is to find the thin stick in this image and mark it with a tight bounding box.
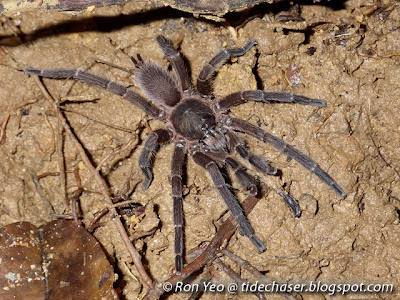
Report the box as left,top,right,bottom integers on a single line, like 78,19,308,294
87,208,109,232
214,258,266,300
44,112,68,206
63,109,134,133
222,249,298,300
29,169,55,214
32,75,153,287
55,110,68,206
96,133,136,172
222,249,265,279
0,98,37,144
71,165,83,223
314,110,334,134
0,112,10,145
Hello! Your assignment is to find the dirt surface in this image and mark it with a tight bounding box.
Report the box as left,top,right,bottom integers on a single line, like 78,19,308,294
0,1,399,299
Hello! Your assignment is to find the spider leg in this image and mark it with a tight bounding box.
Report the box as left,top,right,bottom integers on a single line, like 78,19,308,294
24,68,161,117
225,157,259,196
196,40,257,96
275,189,301,218
171,144,186,274
139,129,171,191
229,118,347,199
218,90,326,109
227,131,301,216
227,131,277,175
192,151,266,252
156,35,192,92
206,151,259,196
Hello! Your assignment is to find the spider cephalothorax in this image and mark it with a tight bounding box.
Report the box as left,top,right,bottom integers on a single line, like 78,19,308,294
25,35,346,274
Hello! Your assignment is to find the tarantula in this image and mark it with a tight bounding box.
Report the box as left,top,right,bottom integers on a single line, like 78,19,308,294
25,35,346,274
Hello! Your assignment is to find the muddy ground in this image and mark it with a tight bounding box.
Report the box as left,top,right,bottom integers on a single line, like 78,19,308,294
0,0,399,299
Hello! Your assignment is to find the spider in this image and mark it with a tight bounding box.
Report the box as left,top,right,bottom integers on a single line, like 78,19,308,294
25,35,346,275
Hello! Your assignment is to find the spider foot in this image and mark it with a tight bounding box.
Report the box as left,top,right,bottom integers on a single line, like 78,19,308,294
276,190,301,218
237,216,266,253
175,255,183,275
250,234,267,253
227,40,257,57
156,35,176,57
249,154,278,175
141,171,153,191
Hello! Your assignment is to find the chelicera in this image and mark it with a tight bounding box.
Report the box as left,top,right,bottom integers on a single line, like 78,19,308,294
25,35,346,275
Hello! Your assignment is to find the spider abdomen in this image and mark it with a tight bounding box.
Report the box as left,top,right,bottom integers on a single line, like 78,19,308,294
171,99,216,140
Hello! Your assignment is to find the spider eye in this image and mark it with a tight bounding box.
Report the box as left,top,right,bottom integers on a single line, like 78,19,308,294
171,99,216,141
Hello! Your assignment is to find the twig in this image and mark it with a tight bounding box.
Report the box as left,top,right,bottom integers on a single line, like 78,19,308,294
37,171,63,179
87,208,109,232
43,114,56,159
314,110,334,134
364,106,400,179
222,249,265,279
0,113,10,145
144,185,267,299
31,75,153,287
63,109,134,133
29,169,55,214
221,249,298,300
214,258,265,300
55,109,68,206
71,165,83,223
96,133,136,172
44,112,68,206
0,98,37,144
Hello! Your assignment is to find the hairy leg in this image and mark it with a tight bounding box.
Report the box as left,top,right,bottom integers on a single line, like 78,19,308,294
196,40,256,96
171,144,186,274
192,151,266,252
225,157,259,196
227,131,277,175
229,118,347,199
139,129,171,191
206,150,259,196
24,68,161,117
218,90,326,110
156,35,192,92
